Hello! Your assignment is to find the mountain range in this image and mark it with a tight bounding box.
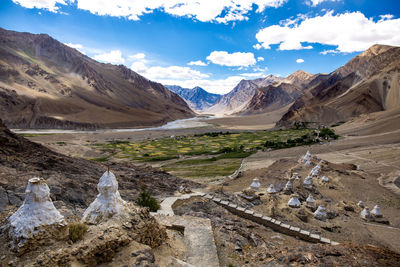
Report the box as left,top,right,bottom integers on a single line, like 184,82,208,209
0,28,194,129
1,28,399,130
165,85,221,111
277,44,400,127
173,44,400,129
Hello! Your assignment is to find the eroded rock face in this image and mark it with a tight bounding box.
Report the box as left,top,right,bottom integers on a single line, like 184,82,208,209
6,177,67,254
82,171,128,224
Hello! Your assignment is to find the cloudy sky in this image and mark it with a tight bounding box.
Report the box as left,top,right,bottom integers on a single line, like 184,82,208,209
1,0,399,94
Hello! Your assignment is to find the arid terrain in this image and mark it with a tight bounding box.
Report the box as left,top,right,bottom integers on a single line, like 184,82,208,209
3,108,396,266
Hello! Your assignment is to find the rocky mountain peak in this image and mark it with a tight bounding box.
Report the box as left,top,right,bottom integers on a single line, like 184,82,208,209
359,44,395,57
283,70,314,88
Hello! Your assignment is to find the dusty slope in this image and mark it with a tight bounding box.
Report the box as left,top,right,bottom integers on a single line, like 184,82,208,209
277,44,400,127
0,28,194,129
0,119,200,212
242,82,303,114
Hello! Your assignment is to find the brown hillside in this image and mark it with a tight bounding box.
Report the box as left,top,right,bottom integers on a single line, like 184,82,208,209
0,28,194,129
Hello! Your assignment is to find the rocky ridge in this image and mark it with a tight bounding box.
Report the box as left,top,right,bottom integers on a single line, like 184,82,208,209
206,75,283,115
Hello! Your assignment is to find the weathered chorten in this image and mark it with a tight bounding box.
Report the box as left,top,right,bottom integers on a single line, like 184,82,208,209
310,164,321,177
267,184,277,194
283,181,293,194
292,173,300,181
303,176,313,188
250,178,261,190
314,205,327,221
6,178,67,254
288,197,301,208
360,207,372,220
306,194,316,209
300,151,311,166
357,200,365,208
371,205,382,218
321,176,329,183
82,171,128,224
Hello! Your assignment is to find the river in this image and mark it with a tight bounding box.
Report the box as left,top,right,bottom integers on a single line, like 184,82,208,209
11,116,216,134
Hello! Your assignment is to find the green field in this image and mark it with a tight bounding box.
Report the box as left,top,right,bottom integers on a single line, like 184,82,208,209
91,129,315,180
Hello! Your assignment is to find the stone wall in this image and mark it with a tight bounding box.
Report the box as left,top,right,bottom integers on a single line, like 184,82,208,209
202,194,339,245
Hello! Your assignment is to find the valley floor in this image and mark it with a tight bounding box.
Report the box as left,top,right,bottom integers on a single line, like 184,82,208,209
16,111,400,266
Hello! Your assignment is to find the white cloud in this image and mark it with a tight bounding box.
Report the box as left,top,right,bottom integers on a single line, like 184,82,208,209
65,43,82,49
12,0,69,12
65,43,86,54
207,51,257,67
320,49,340,55
130,63,209,80
13,0,288,23
296,58,304,63
253,43,263,50
188,60,208,66
305,0,341,7
129,53,145,60
93,50,125,64
256,11,400,53
257,57,264,62
240,72,265,78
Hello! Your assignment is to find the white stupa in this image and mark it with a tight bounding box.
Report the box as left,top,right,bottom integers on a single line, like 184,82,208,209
7,178,67,252
303,176,313,187
250,178,261,190
321,176,329,183
360,207,372,220
310,164,321,176
267,184,277,194
357,200,365,208
314,205,327,221
288,197,301,208
300,150,311,166
371,205,382,218
283,180,293,193
82,171,127,224
306,194,316,208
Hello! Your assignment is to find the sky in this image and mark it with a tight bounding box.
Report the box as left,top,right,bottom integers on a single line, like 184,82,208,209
0,0,399,94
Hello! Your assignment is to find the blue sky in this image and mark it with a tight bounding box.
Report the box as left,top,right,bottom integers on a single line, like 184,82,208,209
1,0,399,94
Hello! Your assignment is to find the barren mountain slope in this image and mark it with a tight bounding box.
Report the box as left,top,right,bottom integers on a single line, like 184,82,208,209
240,70,314,115
242,82,303,114
0,28,194,129
206,75,282,115
277,44,400,127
